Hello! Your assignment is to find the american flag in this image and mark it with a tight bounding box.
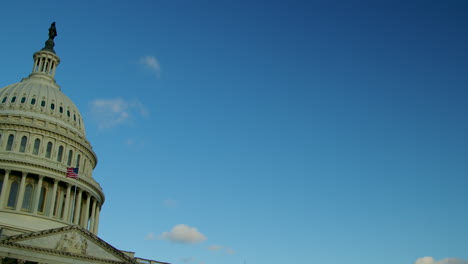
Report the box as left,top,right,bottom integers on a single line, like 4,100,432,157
66,167,79,179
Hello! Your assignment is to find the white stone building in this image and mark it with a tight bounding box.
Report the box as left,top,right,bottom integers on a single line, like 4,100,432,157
0,23,168,264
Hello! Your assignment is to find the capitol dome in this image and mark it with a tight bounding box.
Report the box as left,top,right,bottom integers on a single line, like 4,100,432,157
0,23,104,236
0,74,86,137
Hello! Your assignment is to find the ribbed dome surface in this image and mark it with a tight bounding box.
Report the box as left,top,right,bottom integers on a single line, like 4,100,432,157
0,76,85,137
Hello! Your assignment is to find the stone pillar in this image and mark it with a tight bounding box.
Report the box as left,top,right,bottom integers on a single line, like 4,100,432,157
82,194,91,229
90,199,97,232
48,179,59,217
32,175,44,214
16,172,27,211
63,184,72,221
0,170,10,207
94,205,101,234
73,189,83,225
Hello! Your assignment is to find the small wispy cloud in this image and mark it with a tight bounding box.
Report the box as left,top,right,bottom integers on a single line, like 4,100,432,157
163,198,177,208
225,248,236,255
207,244,223,251
89,98,148,128
207,244,236,255
139,55,161,78
179,257,196,263
415,257,468,264
160,224,207,244
145,232,156,240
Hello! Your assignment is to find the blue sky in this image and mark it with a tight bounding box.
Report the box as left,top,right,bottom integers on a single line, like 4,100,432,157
1,1,468,264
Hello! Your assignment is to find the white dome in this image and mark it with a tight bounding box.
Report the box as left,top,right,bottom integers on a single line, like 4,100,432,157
0,77,86,137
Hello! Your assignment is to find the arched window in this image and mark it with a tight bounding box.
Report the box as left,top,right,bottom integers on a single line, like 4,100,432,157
7,181,19,208
21,183,34,211
6,135,14,151
67,150,73,166
46,142,53,158
31,98,36,105
57,146,64,162
76,154,81,168
19,136,27,153
20,97,26,103
38,186,47,213
33,138,41,155
11,96,16,103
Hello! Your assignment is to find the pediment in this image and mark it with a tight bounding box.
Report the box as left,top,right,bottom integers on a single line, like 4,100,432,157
0,225,135,264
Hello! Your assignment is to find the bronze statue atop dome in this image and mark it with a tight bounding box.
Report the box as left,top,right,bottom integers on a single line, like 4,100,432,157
42,22,57,53
48,22,57,40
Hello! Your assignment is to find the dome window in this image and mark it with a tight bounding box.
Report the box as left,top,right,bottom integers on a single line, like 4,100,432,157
20,97,26,104
67,150,73,166
11,96,16,103
46,142,53,158
21,183,34,211
2,97,7,103
74,114,76,121
7,181,19,208
67,110,70,117
33,139,41,155
57,146,64,162
59,106,63,113
51,103,55,110
76,154,81,167
19,136,27,153
31,98,36,105
6,135,14,151
41,100,46,107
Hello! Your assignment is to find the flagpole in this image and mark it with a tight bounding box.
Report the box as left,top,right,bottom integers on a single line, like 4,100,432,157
71,177,77,223
67,167,79,224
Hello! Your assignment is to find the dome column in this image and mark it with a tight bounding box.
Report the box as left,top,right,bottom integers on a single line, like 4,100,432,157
32,175,44,214
94,205,101,234
0,170,11,207
82,194,91,228
15,172,27,211
48,179,58,217
73,189,82,224
63,184,72,221
89,199,97,232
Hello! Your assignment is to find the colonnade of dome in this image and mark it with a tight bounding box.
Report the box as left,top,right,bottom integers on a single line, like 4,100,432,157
0,169,101,234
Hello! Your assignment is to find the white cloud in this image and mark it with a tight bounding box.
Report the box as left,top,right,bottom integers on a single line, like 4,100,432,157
160,224,207,244
145,232,155,240
139,55,161,78
89,98,148,128
415,257,468,264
